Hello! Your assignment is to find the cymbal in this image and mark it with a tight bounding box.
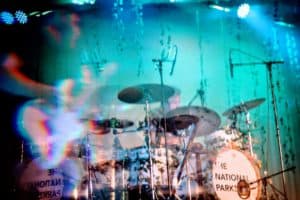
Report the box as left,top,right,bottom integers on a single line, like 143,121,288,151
222,98,266,117
118,84,175,104
165,106,221,136
92,118,134,129
164,115,199,133
88,118,134,135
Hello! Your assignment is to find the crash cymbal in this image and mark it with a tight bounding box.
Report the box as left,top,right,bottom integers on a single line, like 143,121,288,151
118,84,175,104
222,98,266,117
166,106,221,136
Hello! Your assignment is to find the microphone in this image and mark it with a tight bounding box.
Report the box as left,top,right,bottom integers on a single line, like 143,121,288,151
229,50,234,78
170,45,178,76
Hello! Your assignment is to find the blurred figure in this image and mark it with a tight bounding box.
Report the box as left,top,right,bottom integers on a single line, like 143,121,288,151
0,52,82,199
1,51,117,199
0,52,56,100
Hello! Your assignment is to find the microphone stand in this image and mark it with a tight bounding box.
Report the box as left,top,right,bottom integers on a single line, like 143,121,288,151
152,58,173,199
232,60,287,199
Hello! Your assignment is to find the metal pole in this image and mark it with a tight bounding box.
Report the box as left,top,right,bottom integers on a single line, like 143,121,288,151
266,62,287,200
85,133,93,200
156,60,172,197
145,100,156,200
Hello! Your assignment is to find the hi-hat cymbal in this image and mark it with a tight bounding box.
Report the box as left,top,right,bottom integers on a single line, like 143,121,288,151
165,106,221,136
88,118,134,135
92,118,134,129
222,98,266,117
118,84,175,104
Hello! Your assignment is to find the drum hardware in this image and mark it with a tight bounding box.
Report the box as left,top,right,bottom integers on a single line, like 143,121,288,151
144,99,156,200
175,124,197,188
237,179,251,199
244,109,254,156
83,132,94,200
188,88,205,107
111,132,128,200
237,166,296,200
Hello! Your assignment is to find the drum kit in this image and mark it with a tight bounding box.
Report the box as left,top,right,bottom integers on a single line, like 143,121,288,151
17,83,269,200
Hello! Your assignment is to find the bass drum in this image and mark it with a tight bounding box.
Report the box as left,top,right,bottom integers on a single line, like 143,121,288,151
16,157,64,200
202,148,262,200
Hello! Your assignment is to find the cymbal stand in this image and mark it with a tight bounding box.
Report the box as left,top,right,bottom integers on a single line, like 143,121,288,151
84,133,94,200
175,124,196,186
153,58,173,198
112,133,121,200
188,89,205,106
144,99,156,200
180,129,196,200
243,107,254,156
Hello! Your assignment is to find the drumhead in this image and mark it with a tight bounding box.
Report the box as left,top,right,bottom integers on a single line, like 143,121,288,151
17,157,64,200
212,148,261,200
